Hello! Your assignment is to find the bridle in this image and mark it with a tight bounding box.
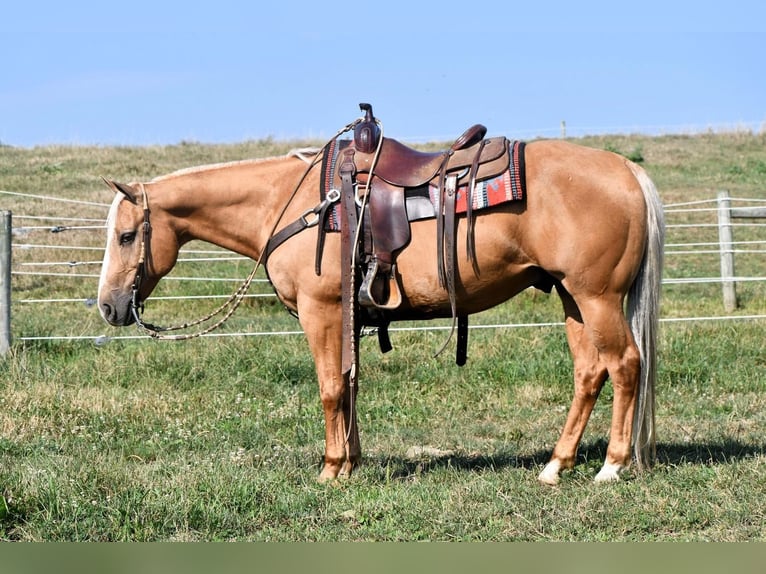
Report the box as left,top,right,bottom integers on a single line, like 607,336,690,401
125,114,375,341
128,182,265,340
128,183,151,328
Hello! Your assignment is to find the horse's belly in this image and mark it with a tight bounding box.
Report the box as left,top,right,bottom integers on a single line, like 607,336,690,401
392,260,544,319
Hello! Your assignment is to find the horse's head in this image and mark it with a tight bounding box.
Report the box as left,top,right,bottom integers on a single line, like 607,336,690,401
98,179,180,326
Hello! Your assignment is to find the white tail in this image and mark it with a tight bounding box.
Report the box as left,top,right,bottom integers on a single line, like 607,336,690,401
626,161,665,469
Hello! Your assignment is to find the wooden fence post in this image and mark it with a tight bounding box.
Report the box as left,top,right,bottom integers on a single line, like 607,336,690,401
0,211,11,355
717,190,737,312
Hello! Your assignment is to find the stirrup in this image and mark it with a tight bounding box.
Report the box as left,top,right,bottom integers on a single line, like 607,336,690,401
359,260,403,310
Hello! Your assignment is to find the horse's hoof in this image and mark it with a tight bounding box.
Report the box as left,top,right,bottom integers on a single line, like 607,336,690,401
594,462,624,483
538,460,561,486
318,465,341,483
317,472,335,484
338,460,354,478
317,459,356,483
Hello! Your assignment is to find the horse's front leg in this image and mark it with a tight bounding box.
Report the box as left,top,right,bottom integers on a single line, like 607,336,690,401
299,302,360,481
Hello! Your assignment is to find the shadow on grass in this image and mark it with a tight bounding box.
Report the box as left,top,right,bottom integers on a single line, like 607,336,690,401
365,438,765,480
657,439,765,466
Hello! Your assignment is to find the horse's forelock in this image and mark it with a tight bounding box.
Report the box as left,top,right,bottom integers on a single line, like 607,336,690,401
105,192,123,235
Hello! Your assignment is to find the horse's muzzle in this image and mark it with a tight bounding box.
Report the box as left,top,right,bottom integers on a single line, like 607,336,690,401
99,299,135,327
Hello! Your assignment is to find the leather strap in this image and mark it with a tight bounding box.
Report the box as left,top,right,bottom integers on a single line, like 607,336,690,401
444,174,458,322
262,189,340,273
314,195,336,275
434,171,469,365
435,153,452,288
339,148,359,379
456,315,469,366
465,138,487,271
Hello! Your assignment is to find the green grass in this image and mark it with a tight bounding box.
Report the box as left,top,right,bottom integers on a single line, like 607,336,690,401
1,132,765,541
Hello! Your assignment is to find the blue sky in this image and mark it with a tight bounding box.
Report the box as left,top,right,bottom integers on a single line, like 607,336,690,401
2,0,764,147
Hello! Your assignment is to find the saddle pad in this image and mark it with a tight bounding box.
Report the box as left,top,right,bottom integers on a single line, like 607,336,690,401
431,140,526,213
320,139,526,232
320,138,351,231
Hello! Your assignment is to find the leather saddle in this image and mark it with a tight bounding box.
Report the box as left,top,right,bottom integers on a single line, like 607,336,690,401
347,104,511,314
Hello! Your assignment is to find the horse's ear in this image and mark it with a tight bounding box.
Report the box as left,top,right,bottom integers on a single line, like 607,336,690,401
102,177,138,205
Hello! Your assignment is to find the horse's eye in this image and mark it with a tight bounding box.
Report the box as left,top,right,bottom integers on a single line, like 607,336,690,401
119,231,137,246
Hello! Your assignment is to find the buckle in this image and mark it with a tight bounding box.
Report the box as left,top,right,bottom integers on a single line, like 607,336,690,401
300,208,320,228
326,188,341,203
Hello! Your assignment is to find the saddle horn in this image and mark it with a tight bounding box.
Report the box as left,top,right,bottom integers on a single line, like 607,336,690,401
354,102,381,153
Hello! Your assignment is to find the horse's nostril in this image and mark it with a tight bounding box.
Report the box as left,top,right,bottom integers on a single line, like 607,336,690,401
101,303,113,320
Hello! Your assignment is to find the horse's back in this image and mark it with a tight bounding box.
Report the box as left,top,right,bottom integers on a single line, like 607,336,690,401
523,139,647,220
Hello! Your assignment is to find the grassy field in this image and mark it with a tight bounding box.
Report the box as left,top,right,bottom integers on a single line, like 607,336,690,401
0,131,765,541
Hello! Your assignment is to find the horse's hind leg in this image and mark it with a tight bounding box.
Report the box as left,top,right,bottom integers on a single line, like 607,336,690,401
538,288,609,485
589,304,642,483
539,288,640,485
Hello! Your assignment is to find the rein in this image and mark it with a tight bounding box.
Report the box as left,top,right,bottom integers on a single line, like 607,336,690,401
128,117,369,340
129,182,265,340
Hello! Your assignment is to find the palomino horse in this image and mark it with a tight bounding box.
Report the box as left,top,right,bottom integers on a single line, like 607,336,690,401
98,135,664,485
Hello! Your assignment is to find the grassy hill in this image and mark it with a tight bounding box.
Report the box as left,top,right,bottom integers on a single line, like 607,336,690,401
0,131,764,541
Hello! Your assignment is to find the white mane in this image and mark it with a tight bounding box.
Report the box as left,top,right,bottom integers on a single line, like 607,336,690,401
151,157,274,182
150,148,320,182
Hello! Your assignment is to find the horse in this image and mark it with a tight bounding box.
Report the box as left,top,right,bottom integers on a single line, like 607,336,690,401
97,134,664,486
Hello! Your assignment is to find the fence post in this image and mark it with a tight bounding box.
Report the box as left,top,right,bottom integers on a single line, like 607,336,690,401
717,190,737,312
0,211,11,355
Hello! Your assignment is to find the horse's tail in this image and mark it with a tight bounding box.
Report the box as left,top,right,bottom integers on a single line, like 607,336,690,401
626,161,665,470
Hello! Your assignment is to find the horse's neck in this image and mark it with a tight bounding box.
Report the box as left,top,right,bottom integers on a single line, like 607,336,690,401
153,157,309,259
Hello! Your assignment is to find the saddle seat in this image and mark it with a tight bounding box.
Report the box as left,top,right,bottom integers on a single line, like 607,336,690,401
353,125,509,189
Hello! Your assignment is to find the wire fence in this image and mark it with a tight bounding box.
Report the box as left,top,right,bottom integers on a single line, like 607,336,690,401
2,187,766,345
408,119,766,143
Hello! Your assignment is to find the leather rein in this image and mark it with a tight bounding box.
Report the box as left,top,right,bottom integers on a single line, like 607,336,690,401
127,118,367,340
128,182,265,340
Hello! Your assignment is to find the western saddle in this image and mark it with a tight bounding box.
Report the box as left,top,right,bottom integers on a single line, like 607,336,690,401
265,104,513,369
339,104,512,366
